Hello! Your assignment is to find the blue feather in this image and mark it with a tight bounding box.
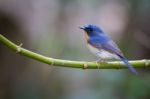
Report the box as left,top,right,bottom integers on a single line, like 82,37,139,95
118,55,138,75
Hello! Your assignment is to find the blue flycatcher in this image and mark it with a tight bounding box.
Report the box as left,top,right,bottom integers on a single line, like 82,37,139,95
80,24,137,75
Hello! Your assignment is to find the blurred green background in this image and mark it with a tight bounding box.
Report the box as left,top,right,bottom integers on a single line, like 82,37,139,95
0,0,150,99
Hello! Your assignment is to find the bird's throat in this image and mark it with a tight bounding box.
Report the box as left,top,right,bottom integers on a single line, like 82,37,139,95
84,31,89,43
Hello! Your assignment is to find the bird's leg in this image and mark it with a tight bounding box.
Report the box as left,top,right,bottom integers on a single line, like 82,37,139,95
95,58,107,69
95,52,102,62
95,52,107,63
96,58,106,63
95,52,107,69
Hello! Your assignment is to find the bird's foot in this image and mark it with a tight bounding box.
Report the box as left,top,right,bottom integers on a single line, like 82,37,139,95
95,59,107,69
96,59,107,63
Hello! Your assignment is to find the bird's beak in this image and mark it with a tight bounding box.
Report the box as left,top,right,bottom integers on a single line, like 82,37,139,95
79,26,85,30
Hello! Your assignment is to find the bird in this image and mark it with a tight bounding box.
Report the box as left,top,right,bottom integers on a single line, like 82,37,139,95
80,24,138,75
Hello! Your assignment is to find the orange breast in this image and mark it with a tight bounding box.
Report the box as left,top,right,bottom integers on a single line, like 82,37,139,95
84,31,89,43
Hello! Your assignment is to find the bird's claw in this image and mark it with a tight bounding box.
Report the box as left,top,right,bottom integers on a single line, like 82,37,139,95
96,59,107,63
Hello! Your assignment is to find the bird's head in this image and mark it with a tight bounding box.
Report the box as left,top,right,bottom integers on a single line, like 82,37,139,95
79,24,103,36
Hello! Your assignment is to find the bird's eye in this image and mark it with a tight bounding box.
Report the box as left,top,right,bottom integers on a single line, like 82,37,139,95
87,28,93,32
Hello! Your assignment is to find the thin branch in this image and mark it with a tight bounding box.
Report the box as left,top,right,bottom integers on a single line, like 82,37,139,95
0,34,150,69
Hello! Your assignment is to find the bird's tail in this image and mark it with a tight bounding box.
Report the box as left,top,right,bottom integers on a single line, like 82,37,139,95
117,55,138,75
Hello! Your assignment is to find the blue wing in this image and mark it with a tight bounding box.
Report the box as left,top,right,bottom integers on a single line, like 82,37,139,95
88,35,138,75
88,35,122,56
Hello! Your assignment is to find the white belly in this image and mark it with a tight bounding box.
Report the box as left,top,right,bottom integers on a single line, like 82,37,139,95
87,44,119,59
